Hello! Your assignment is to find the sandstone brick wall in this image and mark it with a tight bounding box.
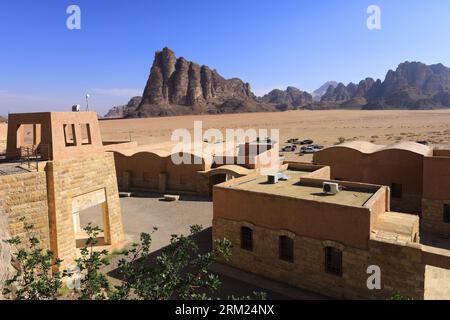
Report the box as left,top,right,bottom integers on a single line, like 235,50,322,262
213,217,426,300
422,198,450,238
46,152,124,270
0,204,12,300
0,172,50,247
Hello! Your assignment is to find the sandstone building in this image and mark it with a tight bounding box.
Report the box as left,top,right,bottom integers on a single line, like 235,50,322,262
106,138,281,197
0,112,125,272
313,141,450,239
213,146,450,300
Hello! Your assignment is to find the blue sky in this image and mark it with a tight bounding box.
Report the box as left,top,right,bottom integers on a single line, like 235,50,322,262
1,0,450,115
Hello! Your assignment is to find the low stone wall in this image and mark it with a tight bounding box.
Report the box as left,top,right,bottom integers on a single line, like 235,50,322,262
422,198,450,238
213,217,426,300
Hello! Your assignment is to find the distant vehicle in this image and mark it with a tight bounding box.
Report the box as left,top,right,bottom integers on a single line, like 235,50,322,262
287,138,299,144
282,145,297,152
416,140,429,145
311,144,324,150
301,146,319,154
300,139,314,145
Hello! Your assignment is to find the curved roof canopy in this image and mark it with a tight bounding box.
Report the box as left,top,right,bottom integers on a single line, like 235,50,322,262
330,141,433,157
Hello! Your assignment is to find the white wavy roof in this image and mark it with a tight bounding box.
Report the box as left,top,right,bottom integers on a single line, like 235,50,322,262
334,141,433,156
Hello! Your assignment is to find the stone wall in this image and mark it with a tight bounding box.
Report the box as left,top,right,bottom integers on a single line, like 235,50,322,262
213,217,426,300
0,171,50,298
0,171,50,247
0,205,12,300
46,152,124,270
422,199,450,238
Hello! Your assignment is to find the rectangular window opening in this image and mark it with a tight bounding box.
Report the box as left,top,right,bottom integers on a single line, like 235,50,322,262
64,124,77,147
325,247,342,277
81,123,92,145
279,236,294,263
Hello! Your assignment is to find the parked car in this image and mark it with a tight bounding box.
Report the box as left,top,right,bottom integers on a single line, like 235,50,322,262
311,144,324,150
282,145,297,152
287,138,299,144
301,146,319,154
300,139,314,145
416,140,429,145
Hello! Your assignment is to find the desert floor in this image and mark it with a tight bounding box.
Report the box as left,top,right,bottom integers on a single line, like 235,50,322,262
99,109,450,161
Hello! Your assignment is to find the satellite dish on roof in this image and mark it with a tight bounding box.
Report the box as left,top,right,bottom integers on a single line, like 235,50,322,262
72,104,81,112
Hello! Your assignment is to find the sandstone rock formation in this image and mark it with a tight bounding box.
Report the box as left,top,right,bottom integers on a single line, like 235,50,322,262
364,62,450,109
261,86,312,111
104,96,142,118
319,62,450,109
312,81,338,101
129,47,274,117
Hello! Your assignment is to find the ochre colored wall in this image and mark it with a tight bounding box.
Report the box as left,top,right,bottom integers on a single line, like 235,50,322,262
113,152,207,194
314,148,424,213
213,186,374,249
423,156,450,200
6,112,104,161
422,156,450,238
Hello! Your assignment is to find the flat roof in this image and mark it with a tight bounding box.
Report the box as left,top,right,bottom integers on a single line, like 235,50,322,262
225,170,375,207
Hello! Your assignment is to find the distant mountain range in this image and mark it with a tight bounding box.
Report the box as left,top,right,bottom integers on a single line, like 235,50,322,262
312,81,337,101
104,48,450,118
317,62,450,110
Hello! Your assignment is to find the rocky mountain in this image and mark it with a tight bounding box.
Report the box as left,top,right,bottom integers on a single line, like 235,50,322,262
261,86,312,111
104,58,450,117
316,61,450,109
126,47,274,117
104,96,142,118
319,78,377,108
312,81,337,101
364,62,450,109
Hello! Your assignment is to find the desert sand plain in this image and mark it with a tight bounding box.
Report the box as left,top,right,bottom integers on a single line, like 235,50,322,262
99,109,450,162
1,110,450,161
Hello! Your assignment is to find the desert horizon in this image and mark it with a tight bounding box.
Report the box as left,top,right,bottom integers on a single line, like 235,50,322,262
98,109,450,152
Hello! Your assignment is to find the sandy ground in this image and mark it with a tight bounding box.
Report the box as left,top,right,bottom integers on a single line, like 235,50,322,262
99,110,450,162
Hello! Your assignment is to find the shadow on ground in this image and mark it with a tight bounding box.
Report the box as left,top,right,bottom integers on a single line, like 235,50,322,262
106,227,295,300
